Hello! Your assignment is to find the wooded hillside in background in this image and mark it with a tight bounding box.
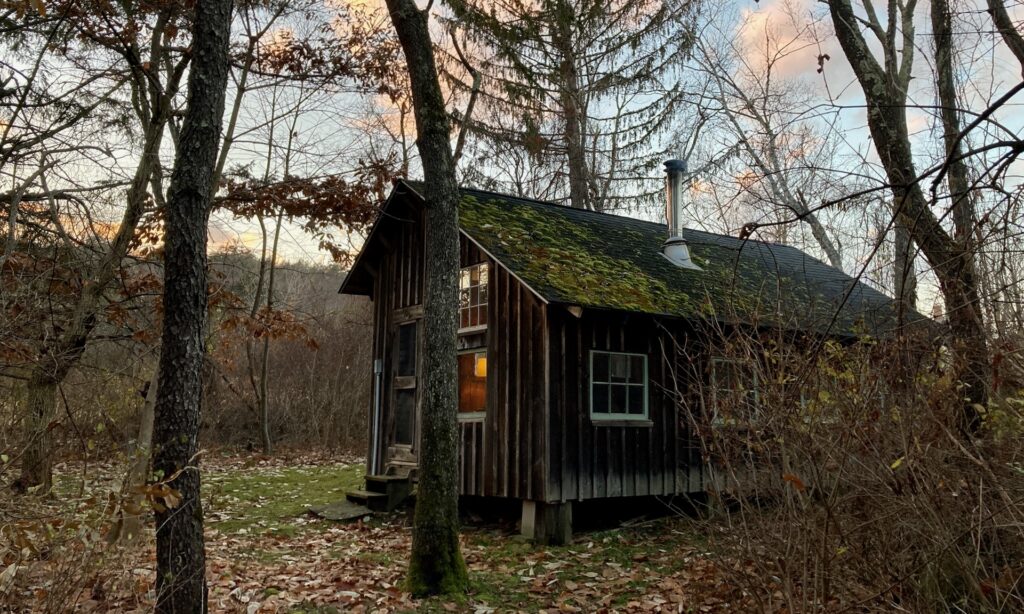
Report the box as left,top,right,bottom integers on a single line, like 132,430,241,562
0,254,372,460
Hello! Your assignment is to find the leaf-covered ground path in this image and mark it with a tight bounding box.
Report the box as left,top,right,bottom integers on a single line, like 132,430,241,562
5,453,760,613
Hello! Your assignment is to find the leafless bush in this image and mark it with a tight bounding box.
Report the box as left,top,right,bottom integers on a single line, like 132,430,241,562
203,260,373,453
667,328,1024,612
0,462,148,613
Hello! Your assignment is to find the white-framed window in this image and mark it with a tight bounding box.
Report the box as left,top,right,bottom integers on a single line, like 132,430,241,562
709,358,760,426
458,263,488,332
589,350,648,420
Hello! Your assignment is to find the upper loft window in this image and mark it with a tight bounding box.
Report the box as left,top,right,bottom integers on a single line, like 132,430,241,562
459,263,489,332
590,351,648,421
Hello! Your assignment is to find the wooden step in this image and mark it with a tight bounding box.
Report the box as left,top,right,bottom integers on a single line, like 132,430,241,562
362,474,413,511
385,462,418,479
365,474,410,494
345,489,389,512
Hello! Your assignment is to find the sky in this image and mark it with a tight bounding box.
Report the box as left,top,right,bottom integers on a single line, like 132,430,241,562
15,0,1020,300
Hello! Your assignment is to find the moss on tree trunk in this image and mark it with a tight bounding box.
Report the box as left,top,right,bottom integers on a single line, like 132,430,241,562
385,0,469,597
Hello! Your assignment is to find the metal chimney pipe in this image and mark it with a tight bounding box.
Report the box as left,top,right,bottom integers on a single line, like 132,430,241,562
664,159,687,238
662,159,701,270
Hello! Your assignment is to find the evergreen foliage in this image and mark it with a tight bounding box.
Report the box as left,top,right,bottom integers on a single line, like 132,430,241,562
444,0,698,212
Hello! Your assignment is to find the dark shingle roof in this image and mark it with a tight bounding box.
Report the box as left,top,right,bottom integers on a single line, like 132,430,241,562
443,184,924,338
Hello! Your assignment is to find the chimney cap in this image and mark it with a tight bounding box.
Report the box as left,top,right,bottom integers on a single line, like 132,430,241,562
664,159,687,173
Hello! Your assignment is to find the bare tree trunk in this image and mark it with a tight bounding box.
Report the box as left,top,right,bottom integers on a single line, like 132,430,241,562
385,0,469,597
805,214,843,270
245,215,268,424
119,361,159,542
931,0,990,428
552,3,592,211
258,208,283,455
986,0,1024,73
931,0,973,244
133,364,160,486
893,222,917,317
151,0,232,610
13,373,59,493
826,0,989,433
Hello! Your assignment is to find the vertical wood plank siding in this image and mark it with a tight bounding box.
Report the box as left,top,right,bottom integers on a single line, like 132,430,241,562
367,203,424,472
545,309,705,502
464,258,548,499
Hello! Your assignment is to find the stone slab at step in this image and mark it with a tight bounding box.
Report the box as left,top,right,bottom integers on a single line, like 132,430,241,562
308,500,373,522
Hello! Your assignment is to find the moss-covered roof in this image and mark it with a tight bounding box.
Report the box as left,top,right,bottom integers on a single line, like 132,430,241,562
451,186,923,338
342,180,927,338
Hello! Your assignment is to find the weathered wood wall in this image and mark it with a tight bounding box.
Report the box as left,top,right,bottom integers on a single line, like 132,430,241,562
367,200,425,473
462,260,548,499
545,310,706,502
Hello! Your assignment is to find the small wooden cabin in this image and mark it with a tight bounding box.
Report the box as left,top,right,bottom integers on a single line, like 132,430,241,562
340,175,910,542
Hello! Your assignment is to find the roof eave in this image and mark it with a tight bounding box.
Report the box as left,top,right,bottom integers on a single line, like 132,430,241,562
338,181,414,296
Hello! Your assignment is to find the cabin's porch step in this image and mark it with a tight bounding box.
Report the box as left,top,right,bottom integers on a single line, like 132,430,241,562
345,489,389,512
345,474,413,512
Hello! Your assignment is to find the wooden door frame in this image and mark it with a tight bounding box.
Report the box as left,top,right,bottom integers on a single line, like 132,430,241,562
387,305,423,466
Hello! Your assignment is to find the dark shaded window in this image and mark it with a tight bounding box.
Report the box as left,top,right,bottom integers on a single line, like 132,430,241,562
397,322,417,376
458,351,487,415
459,263,489,331
590,351,647,419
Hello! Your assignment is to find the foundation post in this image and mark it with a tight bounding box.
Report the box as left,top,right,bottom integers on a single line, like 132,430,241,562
521,500,572,545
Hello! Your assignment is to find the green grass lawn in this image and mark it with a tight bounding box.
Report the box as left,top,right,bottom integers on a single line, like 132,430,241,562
204,461,365,537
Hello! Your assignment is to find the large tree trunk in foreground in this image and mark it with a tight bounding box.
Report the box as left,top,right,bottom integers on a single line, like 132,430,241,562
151,0,232,611
385,0,469,597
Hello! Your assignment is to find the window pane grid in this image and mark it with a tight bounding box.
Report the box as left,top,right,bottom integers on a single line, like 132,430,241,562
459,263,489,330
590,351,648,420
